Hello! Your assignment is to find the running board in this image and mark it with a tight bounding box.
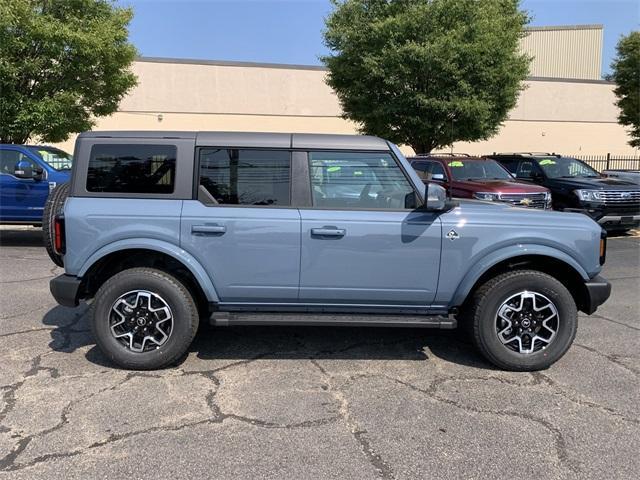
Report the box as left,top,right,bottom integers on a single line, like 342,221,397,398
209,312,457,329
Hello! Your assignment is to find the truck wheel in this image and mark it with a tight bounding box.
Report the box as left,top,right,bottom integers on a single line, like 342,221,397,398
90,268,199,370
464,270,577,371
42,182,69,267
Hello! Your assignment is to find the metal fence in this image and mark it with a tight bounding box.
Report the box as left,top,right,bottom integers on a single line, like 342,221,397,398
572,154,640,172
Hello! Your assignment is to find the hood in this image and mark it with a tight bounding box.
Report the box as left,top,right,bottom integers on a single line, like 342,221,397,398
548,176,640,191
452,178,548,193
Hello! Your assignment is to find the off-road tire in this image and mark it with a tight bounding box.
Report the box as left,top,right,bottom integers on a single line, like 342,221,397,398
90,268,199,370
42,182,69,267
462,270,577,371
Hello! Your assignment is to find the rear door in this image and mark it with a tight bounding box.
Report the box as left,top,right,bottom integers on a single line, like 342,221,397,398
181,148,301,304
299,150,442,307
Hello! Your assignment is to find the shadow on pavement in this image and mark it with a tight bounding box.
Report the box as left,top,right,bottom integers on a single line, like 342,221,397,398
41,304,493,370
0,227,44,247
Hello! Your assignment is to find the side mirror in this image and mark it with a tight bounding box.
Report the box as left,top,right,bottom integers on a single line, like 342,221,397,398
432,173,445,181
14,160,34,179
424,183,446,211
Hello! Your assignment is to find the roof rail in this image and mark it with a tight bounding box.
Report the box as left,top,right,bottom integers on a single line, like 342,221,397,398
492,152,561,157
427,152,472,157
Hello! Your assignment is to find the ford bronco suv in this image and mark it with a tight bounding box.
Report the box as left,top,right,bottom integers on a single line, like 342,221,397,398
48,131,611,371
408,154,552,209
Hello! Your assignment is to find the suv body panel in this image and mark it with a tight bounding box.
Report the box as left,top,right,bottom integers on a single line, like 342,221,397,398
298,209,442,305
435,201,601,306
181,201,301,302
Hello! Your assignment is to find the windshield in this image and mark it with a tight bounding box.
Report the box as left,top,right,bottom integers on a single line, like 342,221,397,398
27,147,73,171
536,157,599,178
447,159,513,181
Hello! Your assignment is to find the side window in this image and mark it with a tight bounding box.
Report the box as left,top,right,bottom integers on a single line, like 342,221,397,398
308,151,416,209
411,161,429,181
517,160,540,178
87,144,176,194
199,149,291,206
499,159,518,175
0,150,32,176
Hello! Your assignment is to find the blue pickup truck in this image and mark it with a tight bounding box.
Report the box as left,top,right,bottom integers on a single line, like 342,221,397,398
0,144,72,225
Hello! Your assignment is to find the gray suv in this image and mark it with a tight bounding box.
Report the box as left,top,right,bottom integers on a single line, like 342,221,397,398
49,131,611,371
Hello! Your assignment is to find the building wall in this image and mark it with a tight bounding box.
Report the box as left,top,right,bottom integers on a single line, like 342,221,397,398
520,25,603,80
55,54,637,157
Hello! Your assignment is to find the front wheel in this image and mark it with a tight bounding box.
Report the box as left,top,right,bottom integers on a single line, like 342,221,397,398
90,268,199,370
462,270,577,371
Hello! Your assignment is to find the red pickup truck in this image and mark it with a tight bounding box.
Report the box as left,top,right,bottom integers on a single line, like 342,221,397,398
409,154,552,209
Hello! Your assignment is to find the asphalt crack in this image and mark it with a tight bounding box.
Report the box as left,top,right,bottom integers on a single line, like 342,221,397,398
386,375,579,475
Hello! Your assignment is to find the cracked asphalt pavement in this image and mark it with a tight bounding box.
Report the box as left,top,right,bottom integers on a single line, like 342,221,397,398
0,226,638,479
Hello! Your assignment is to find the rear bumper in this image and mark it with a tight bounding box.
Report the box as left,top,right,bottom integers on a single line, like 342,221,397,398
50,274,81,307
583,275,612,315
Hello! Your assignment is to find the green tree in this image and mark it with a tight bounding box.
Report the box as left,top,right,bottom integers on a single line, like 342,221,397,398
610,31,640,148
0,0,137,144
322,0,531,153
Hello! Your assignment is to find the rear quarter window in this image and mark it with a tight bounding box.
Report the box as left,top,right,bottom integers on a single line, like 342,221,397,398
86,144,176,194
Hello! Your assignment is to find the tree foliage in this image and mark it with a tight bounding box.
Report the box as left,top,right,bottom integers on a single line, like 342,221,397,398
0,0,137,144
610,31,640,148
322,0,531,153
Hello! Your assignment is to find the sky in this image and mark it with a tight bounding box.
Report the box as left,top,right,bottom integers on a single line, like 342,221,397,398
117,0,640,77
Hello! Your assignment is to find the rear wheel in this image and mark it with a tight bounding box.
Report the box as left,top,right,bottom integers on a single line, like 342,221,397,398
90,268,199,370
42,182,69,267
462,270,577,371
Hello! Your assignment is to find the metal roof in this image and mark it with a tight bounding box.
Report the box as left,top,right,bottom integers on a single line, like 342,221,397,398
79,131,389,151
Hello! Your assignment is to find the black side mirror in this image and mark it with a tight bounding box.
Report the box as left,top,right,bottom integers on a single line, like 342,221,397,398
14,160,33,179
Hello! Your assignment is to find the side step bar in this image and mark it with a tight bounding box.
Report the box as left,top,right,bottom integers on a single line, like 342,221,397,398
209,312,457,329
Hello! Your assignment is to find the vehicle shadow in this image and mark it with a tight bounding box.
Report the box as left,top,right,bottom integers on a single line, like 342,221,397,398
0,227,44,247
41,304,495,370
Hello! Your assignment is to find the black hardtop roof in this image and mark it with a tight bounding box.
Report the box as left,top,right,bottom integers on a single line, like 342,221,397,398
78,131,390,151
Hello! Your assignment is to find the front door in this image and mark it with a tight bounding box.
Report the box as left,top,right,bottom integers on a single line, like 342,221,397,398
299,151,442,307
181,148,300,303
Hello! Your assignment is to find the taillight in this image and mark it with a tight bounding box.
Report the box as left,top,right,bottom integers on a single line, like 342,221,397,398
599,229,607,265
54,215,66,255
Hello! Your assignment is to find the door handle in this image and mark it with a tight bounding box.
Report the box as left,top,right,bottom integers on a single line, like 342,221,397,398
191,224,226,235
311,227,346,237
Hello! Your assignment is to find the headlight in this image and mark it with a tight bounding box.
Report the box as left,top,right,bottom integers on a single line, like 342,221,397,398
574,189,602,202
545,192,553,209
474,192,499,201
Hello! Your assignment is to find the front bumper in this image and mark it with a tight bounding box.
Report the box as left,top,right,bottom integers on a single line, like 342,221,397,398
582,275,612,315
565,204,640,229
50,274,82,307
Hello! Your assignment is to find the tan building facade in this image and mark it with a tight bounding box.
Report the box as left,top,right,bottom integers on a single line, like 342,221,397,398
56,25,637,157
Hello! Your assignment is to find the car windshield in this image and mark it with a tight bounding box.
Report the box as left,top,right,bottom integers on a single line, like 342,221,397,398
447,159,513,181
27,147,73,171
536,157,599,178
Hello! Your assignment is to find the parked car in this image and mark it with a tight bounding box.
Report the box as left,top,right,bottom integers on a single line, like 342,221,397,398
48,131,610,371
408,154,552,209
0,144,72,225
488,153,640,232
602,169,640,185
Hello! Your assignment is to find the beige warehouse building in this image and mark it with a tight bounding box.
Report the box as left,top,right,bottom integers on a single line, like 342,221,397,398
58,24,638,157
